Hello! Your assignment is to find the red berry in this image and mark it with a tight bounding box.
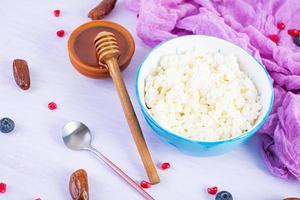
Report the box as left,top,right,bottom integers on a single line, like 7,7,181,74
207,186,218,195
0,183,6,193
48,102,57,110
276,22,285,30
269,34,279,43
140,180,151,189
288,29,300,36
160,162,171,170
36,198,41,200
53,9,60,17
56,30,65,37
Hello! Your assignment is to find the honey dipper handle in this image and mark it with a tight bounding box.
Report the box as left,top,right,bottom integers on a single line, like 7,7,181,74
106,57,160,184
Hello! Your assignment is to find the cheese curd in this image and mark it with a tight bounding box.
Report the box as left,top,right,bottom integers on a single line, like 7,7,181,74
144,50,262,141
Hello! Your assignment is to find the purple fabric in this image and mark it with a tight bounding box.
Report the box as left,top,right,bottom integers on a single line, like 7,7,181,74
125,0,300,181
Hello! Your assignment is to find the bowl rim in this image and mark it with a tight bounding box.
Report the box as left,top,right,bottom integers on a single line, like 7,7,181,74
135,35,274,144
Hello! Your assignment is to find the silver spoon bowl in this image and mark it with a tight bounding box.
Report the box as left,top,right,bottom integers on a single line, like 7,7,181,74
63,121,154,200
63,121,91,150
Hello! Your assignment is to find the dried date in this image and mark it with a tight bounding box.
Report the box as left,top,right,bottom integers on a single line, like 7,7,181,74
88,0,117,20
13,59,30,90
69,169,89,200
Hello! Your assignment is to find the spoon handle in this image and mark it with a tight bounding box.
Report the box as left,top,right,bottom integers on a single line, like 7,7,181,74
88,147,155,200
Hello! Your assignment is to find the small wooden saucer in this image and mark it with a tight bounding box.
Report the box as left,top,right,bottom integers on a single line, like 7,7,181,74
68,20,135,78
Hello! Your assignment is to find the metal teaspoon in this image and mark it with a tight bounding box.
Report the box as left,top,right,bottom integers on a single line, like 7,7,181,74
62,121,155,200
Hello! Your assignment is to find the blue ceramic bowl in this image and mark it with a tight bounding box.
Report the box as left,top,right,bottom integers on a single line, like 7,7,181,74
136,35,274,156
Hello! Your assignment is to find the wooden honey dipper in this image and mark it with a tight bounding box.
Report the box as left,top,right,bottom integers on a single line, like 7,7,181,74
94,31,160,184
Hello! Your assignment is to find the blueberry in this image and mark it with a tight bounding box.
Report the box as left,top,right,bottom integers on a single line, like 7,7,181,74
0,118,15,133
215,191,233,200
294,36,300,47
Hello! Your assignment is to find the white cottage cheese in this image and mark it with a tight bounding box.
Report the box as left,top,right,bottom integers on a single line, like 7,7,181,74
144,50,262,141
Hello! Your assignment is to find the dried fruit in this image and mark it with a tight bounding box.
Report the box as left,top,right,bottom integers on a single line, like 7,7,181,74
48,102,57,110
88,0,117,20
277,22,285,30
140,180,151,189
69,169,89,200
56,30,65,37
288,29,300,36
0,118,15,133
160,162,171,170
207,186,218,195
13,59,30,90
283,198,300,200
54,9,60,17
269,34,279,43
0,183,6,193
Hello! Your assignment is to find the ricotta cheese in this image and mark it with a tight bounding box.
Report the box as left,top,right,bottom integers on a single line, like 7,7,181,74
144,50,262,141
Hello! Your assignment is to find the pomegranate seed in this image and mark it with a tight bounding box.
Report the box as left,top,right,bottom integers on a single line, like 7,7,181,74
160,162,171,170
207,186,218,195
53,9,60,17
288,29,300,36
276,22,285,30
56,30,65,37
140,180,151,189
48,102,57,110
269,34,279,43
0,183,6,193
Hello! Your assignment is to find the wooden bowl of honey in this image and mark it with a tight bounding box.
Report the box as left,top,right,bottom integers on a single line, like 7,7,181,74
68,20,135,78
